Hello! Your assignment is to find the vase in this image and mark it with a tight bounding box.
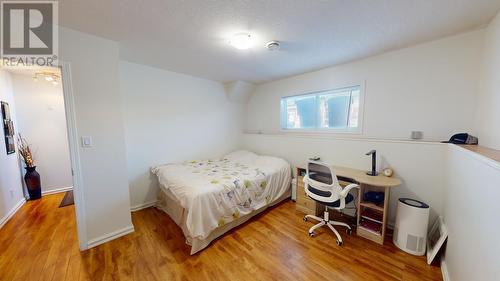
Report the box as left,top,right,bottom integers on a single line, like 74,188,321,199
24,166,41,200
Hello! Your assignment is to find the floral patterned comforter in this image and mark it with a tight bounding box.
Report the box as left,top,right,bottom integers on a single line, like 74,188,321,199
151,151,291,240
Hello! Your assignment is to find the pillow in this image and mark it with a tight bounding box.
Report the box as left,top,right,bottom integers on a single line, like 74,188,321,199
224,150,258,164
253,156,289,172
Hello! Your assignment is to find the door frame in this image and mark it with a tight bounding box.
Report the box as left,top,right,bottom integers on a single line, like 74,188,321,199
59,62,88,250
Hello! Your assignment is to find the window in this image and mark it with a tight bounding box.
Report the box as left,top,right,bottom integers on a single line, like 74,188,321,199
280,85,362,132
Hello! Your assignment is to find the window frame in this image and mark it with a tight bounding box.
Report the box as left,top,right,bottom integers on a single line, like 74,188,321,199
280,83,365,135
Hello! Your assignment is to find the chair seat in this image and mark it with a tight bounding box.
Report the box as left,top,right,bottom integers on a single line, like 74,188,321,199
307,186,354,207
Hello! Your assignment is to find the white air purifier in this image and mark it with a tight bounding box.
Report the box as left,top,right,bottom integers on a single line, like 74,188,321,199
393,198,429,256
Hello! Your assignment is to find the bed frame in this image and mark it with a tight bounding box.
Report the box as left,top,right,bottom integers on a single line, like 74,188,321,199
156,187,291,255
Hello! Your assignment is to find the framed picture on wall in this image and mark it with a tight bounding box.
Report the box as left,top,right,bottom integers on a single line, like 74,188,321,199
427,216,448,264
8,120,14,135
1,101,10,120
1,101,15,154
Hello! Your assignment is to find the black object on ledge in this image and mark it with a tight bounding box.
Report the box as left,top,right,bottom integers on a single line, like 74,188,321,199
441,133,478,145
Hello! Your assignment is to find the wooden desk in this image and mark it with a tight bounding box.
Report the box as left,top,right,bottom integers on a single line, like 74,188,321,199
295,166,401,245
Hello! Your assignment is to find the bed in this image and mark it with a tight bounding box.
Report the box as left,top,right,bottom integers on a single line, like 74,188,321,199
151,150,292,255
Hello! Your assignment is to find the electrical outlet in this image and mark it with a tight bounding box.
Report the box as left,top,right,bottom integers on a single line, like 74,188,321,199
9,189,14,198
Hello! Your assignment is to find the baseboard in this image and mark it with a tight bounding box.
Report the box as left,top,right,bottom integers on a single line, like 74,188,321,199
441,258,450,281
42,186,73,196
87,225,135,249
131,200,157,212
0,198,26,229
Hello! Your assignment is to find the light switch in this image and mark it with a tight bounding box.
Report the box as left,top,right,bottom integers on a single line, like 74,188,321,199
81,136,93,148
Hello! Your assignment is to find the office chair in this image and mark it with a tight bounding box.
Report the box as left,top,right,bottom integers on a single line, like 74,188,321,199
303,161,359,245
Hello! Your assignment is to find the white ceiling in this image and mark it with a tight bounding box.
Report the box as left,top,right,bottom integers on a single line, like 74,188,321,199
2,66,60,77
58,0,500,83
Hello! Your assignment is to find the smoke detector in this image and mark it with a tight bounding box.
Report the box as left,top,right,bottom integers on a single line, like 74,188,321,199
266,41,280,51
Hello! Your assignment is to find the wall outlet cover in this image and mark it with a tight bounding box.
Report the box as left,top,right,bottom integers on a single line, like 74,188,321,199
81,136,93,148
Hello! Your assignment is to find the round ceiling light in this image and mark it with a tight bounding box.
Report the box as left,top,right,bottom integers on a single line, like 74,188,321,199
229,33,255,50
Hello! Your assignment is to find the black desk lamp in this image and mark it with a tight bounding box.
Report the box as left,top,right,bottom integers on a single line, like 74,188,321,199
365,150,378,176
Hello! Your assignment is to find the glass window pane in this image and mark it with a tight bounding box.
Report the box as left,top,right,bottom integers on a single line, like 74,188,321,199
283,95,316,129
280,85,361,131
318,90,351,128
348,89,360,128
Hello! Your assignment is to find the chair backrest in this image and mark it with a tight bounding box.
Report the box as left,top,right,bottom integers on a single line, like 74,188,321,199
305,161,342,201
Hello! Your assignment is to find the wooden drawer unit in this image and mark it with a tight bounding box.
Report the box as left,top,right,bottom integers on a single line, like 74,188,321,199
295,167,317,215
296,196,316,212
295,182,307,200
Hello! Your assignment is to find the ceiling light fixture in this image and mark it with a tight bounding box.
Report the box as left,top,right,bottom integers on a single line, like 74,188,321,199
33,71,60,86
229,33,255,50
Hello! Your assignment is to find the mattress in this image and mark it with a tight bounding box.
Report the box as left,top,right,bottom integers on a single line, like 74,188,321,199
151,150,292,254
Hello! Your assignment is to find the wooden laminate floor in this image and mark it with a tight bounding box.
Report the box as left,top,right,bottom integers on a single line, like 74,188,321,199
0,193,442,281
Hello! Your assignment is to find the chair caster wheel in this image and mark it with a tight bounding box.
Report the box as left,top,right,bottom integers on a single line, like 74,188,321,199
303,216,308,222
309,232,315,237
346,229,352,235
336,240,343,246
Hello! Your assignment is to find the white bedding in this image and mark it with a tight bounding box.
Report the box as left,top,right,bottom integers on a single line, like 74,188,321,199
151,151,291,240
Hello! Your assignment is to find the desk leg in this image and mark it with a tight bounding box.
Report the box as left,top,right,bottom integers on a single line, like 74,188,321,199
381,186,390,243
356,184,363,231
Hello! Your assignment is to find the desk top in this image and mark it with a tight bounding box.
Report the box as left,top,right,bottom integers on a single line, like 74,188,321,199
333,166,401,187
298,165,401,187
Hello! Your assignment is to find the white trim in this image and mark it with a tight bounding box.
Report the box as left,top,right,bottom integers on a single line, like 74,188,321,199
441,258,450,281
41,186,73,196
131,200,157,212
0,198,26,229
243,132,446,146
60,62,88,251
280,127,362,135
86,225,135,249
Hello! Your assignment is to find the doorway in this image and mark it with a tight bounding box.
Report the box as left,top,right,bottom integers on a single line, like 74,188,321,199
0,64,86,249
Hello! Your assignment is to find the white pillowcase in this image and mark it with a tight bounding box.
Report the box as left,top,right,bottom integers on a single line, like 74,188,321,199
224,150,258,164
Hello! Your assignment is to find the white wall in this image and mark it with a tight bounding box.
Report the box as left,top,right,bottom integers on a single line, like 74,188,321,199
442,145,500,281
247,30,484,142
476,11,500,150
243,29,485,230
120,61,245,209
441,16,500,279
243,134,446,225
59,27,133,246
0,70,25,228
11,73,73,194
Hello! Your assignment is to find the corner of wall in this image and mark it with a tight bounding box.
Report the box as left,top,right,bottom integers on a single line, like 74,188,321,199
441,256,451,281
0,198,26,229
475,10,500,150
224,80,256,103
